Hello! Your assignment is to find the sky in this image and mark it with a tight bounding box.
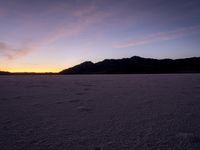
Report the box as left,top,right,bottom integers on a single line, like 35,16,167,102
0,0,200,72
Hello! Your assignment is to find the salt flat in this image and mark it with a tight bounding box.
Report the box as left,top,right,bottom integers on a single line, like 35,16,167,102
0,74,200,150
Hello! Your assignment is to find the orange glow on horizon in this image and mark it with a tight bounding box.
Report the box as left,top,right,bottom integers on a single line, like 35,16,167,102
2,67,62,73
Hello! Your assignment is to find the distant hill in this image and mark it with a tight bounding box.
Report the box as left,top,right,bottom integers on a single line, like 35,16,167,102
0,71,56,75
60,56,200,74
0,71,10,75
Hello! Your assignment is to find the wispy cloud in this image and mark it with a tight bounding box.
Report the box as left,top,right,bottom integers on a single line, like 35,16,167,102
0,4,112,60
114,25,200,48
39,8,112,46
0,42,34,60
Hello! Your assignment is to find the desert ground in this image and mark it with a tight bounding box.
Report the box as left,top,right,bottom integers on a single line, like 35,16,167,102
0,74,200,150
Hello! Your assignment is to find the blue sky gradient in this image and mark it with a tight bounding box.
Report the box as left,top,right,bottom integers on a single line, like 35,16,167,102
0,0,200,72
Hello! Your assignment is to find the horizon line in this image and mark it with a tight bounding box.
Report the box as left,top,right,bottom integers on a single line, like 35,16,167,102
1,55,200,73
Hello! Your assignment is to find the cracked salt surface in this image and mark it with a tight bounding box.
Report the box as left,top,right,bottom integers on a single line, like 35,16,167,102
0,74,200,150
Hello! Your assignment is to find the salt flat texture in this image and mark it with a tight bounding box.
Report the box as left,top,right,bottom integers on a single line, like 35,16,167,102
0,74,200,150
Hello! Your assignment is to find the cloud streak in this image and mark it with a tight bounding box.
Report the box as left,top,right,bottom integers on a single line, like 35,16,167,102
39,6,112,46
114,25,200,48
0,4,112,60
0,42,34,60
0,6,111,60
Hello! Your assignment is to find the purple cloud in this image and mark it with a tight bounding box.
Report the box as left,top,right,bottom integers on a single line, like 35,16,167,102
114,25,200,48
0,42,34,60
0,4,112,60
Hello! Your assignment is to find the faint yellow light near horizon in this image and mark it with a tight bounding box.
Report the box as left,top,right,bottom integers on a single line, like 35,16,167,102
7,67,62,73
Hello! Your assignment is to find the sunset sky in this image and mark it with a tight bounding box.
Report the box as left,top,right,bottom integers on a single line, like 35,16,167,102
0,0,200,72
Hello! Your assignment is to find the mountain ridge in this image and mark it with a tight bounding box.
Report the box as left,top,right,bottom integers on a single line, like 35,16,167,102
60,56,200,74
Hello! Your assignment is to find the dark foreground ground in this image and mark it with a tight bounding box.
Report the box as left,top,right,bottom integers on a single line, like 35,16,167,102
0,74,200,150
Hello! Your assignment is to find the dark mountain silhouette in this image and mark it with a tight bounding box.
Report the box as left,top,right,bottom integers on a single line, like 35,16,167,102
0,71,10,75
60,56,200,74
